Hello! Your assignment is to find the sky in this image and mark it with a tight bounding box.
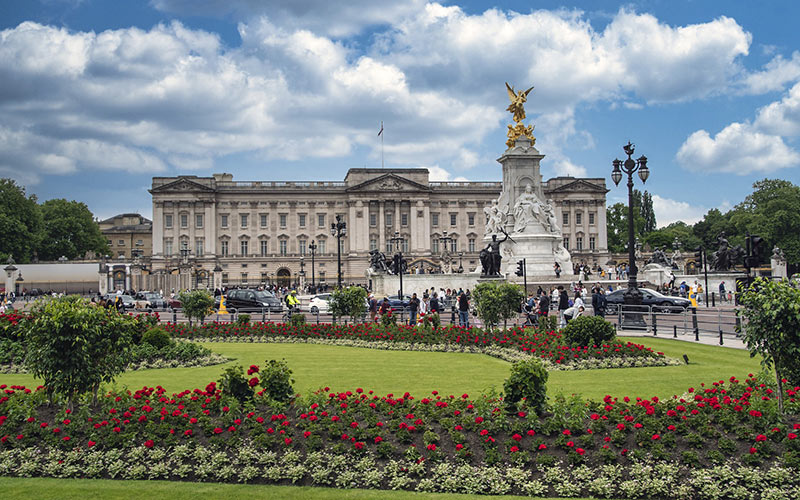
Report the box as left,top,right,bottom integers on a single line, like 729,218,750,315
1,1,800,227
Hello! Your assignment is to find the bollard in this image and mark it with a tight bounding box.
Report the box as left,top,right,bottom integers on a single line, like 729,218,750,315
711,292,716,307
262,308,266,323
692,307,699,341
173,309,177,324
719,329,724,346
316,309,320,325
673,325,678,338
652,310,657,336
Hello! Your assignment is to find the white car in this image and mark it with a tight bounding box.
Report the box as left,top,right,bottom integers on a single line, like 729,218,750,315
307,293,332,314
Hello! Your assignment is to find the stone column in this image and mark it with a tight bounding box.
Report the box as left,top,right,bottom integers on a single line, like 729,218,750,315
378,202,386,251
152,202,163,255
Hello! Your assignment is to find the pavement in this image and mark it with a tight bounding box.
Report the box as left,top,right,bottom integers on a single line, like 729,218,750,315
617,328,747,350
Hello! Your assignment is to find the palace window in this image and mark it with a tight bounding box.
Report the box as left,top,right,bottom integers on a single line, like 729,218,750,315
260,214,268,227
241,273,248,285
221,240,229,256
180,214,188,228
401,213,408,226
432,239,440,254
164,239,173,256
240,240,248,256
317,239,326,254
402,239,409,253
562,237,569,250
576,237,583,250
589,212,595,225
195,239,203,257
589,236,596,250
385,242,393,253
261,272,267,283
318,214,325,227
385,212,393,226
118,239,125,246
222,273,228,284
299,214,306,227
468,213,475,226
576,212,582,225
562,213,569,226
369,239,377,251
221,215,228,228
369,213,377,226
469,238,476,252
165,214,173,228
260,240,268,257
450,213,457,226
196,214,203,228
280,214,287,227
279,240,287,256
432,213,439,226
299,239,307,255
240,214,248,228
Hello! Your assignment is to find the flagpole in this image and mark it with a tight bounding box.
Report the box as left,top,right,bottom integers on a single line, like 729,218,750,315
380,121,384,168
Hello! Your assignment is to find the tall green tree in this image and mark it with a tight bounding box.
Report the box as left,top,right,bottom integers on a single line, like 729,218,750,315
0,179,42,263
644,222,702,251
38,199,109,261
606,189,654,253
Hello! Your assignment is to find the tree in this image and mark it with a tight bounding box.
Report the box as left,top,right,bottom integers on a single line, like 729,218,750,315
606,203,628,253
21,295,137,407
736,278,800,413
38,199,109,261
329,286,368,323
178,290,215,325
644,222,702,251
473,281,524,329
606,189,654,253
0,178,42,263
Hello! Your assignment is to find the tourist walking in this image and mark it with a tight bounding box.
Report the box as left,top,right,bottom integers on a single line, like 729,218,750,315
558,287,569,327
458,292,470,328
408,293,420,326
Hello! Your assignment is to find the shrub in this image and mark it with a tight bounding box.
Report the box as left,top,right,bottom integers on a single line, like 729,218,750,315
261,359,295,403
289,314,306,327
218,364,253,403
537,315,558,332
473,282,524,329
329,286,368,323
503,357,548,415
178,290,215,325
236,314,250,325
380,311,397,327
561,316,616,347
21,295,137,406
141,327,173,349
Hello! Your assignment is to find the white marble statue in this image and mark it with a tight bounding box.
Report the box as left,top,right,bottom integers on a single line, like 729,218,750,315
483,198,507,236
542,199,560,234
513,184,542,233
554,242,571,267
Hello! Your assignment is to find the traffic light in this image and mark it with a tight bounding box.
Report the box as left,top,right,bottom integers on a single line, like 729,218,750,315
694,246,704,268
515,260,525,277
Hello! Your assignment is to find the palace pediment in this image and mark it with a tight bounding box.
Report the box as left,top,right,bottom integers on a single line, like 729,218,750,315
150,178,215,194
346,173,430,193
547,179,608,193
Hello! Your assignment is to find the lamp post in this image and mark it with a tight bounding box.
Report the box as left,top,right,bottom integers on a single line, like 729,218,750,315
439,230,454,273
299,257,306,291
457,251,464,273
611,141,650,329
389,231,406,298
308,241,317,293
330,215,347,288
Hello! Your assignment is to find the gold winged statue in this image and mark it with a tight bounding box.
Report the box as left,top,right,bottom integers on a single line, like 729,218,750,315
504,82,536,148
505,82,534,124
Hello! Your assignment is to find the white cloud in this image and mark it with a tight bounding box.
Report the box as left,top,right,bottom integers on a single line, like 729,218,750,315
740,51,800,94
427,166,468,182
754,81,800,136
0,6,760,183
676,122,800,174
651,194,709,227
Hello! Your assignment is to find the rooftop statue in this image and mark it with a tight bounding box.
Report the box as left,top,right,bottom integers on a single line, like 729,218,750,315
504,82,536,148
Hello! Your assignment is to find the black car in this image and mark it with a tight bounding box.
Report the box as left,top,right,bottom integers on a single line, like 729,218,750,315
134,292,167,310
384,295,411,312
604,288,691,313
224,289,284,313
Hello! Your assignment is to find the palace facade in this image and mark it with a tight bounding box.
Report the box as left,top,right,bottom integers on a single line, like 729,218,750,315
149,169,609,288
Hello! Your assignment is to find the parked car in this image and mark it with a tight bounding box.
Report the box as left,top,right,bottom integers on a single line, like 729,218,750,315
307,293,331,314
134,292,167,310
604,288,691,313
102,294,136,310
224,289,284,313
385,295,411,312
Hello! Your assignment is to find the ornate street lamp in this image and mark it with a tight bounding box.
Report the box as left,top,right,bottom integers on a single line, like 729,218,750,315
439,230,454,273
330,215,347,288
389,231,406,298
457,251,464,273
308,241,317,293
611,141,650,329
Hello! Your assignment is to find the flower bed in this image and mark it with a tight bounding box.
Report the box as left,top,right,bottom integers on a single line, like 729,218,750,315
165,321,668,367
0,374,798,498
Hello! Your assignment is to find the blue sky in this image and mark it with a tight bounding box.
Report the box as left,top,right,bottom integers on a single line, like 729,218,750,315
1,1,800,226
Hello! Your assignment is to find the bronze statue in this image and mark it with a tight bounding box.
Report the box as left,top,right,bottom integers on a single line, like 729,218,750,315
481,231,510,276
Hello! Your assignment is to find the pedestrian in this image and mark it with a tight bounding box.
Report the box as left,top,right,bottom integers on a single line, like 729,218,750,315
368,294,378,322
592,287,607,318
419,293,429,315
408,293,420,326
554,261,561,278
563,305,584,324
719,281,726,302
458,292,470,328
430,293,440,314
558,287,569,327
538,289,550,317
379,297,390,317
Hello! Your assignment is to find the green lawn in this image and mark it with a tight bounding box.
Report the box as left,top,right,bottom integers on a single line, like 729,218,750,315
0,337,763,401
0,477,573,500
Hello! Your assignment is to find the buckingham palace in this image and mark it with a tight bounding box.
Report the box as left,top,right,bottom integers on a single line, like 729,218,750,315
148,168,609,288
